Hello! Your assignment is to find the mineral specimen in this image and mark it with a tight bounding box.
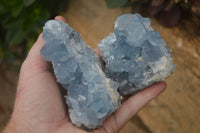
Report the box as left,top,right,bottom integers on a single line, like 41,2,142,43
41,20,121,129
41,13,175,130
98,14,176,95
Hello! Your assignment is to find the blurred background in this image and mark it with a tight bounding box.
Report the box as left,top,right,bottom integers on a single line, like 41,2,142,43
0,0,200,132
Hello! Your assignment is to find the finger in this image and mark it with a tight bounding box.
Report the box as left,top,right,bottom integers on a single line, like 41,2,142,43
55,16,67,23
15,16,69,122
94,48,103,58
19,15,68,93
94,48,101,57
21,33,50,77
102,82,166,132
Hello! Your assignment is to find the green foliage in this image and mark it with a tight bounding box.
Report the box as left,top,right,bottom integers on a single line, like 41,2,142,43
0,0,67,63
106,0,131,8
106,0,192,9
106,0,193,27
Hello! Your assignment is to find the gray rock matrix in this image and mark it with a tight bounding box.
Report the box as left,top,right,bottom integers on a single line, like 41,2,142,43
41,13,175,130
98,14,176,95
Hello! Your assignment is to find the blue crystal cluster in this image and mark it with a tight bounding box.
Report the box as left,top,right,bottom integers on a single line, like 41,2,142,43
41,20,120,129
98,14,176,95
41,13,175,130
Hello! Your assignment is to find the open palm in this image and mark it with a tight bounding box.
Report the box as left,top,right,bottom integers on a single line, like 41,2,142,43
3,16,166,133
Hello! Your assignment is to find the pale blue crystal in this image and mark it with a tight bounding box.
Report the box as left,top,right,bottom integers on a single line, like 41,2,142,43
98,14,176,95
41,13,176,130
41,20,120,129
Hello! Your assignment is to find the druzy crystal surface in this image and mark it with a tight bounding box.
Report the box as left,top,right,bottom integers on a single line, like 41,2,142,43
98,14,176,95
41,20,120,129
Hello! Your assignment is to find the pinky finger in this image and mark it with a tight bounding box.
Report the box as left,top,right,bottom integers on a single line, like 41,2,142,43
102,82,166,132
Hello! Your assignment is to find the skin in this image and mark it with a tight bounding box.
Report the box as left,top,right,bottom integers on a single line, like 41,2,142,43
3,16,166,133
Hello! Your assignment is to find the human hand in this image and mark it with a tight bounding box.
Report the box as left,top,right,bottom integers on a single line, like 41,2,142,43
3,16,166,133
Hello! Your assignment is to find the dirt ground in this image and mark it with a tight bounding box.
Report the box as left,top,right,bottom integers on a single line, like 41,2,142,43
0,0,200,133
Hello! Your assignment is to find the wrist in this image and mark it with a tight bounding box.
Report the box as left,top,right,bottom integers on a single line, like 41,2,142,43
3,116,30,133
3,120,17,133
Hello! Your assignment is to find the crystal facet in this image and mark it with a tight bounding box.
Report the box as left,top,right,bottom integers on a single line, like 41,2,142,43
41,20,121,129
98,14,176,95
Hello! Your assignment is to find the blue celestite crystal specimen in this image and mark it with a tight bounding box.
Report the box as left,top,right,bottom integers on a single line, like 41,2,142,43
41,20,121,129
98,14,176,95
41,13,175,130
